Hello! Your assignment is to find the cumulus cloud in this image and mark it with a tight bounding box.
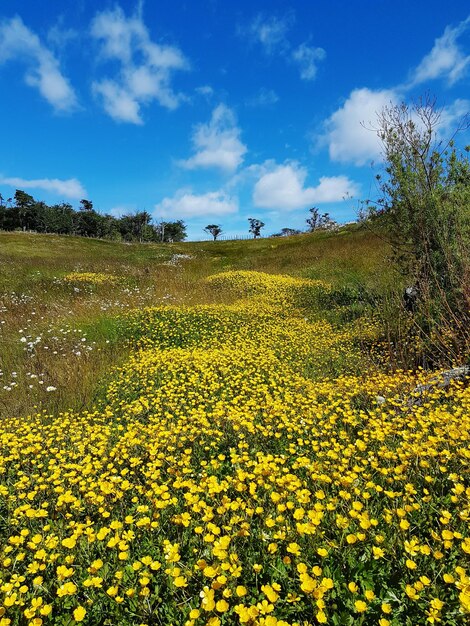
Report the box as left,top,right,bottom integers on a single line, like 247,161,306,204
179,104,247,173
322,89,469,168
410,16,470,86
155,189,238,218
0,16,77,111
322,88,399,166
253,162,359,211
0,176,86,199
292,43,326,81
91,6,188,123
320,17,470,167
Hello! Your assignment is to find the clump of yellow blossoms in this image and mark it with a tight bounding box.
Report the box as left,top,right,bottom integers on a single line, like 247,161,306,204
0,270,468,625
205,270,330,308
63,272,121,285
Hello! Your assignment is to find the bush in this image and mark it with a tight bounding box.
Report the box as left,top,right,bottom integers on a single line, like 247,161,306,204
365,96,470,366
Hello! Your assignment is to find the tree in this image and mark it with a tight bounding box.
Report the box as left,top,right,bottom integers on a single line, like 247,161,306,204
272,228,302,237
248,218,265,239
306,207,321,231
204,224,222,241
306,207,337,232
76,204,100,237
47,203,75,234
366,95,470,364
155,220,187,242
14,189,37,231
80,199,94,212
119,211,153,242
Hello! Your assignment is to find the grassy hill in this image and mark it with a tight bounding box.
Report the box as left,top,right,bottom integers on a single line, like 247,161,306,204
0,229,468,625
0,226,393,416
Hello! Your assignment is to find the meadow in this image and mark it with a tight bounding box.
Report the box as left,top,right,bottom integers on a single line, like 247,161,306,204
0,229,468,626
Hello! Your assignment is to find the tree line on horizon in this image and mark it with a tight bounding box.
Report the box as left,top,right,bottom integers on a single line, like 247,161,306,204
0,190,187,242
0,189,341,243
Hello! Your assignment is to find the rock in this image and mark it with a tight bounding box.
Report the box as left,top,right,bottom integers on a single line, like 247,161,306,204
403,285,419,312
408,365,470,406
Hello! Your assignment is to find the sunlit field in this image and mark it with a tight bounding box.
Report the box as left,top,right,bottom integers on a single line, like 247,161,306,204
0,230,469,626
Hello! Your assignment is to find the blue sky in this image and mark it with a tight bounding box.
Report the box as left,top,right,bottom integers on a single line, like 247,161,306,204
0,1,469,240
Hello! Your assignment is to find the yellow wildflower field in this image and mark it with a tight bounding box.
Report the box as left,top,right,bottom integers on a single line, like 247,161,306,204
0,271,468,625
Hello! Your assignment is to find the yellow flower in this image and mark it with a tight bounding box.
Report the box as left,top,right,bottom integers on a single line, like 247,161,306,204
405,585,419,600
287,542,301,556
73,606,86,622
200,586,216,612
373,546,385,559
430,598,444,611
354,600,367,613
216,599,229,613
300,574,317,594
259,585,277,603
57,582,77,597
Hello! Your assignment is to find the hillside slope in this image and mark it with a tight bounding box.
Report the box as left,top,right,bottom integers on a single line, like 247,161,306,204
0,232,469,625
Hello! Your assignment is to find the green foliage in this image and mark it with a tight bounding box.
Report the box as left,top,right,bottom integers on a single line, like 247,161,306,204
306,207,338,232
365,96,470,365
204,224,223,240
0,190,187,242
248,217,265,238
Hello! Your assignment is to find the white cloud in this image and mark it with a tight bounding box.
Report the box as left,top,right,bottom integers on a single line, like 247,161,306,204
319,17,470,168
410,16,470,86
179,104,247,172
196,85,214,98
322,88,469,167
246,87,279,107
323,88,399,165
108,206,132,218
292,43,326,81
253,162,359,211
0,16,77,111
246,13,293,54
0,176,86,199
155,189,238,218
93,79,142,125
438,98,470,135
91,6,188,123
